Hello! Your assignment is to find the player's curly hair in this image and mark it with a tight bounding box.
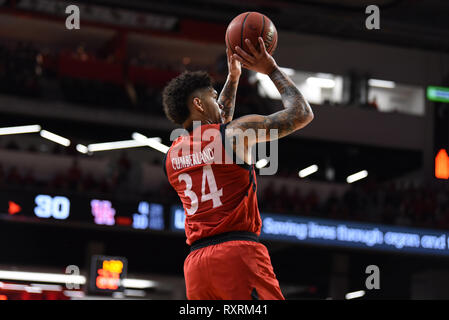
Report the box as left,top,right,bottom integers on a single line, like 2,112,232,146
162,71,213,125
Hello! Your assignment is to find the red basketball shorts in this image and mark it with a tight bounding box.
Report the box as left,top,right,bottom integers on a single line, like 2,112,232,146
184,240,285,300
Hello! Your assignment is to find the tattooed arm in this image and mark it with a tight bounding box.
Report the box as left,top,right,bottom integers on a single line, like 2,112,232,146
218,75,239,123
227,37,314,147
218,48,241,123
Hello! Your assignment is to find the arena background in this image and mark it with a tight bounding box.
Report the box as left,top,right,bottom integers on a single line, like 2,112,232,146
0,0,449,300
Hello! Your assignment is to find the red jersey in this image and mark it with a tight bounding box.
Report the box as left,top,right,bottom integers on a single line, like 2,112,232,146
164,123,261,245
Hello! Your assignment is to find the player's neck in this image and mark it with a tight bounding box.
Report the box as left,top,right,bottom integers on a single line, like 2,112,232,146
183,118,215,131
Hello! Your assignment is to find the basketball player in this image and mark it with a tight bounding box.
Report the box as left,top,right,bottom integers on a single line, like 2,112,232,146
162,37,314,300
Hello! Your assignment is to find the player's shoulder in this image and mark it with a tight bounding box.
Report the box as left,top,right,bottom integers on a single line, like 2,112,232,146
188,123,226,144
222,114,268,136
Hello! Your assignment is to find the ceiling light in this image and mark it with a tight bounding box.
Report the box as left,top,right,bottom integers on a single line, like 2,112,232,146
345,290,365,300
87,140,148,152
298,165,318,178
76,144,88,154
0,270,86,285
121,278,157,289
306,77,335,88
0,270,157,290
346,170,368,183
256,159,269,169
132,133,169,154
368,79,396,89
0,125,41,135
40,130,71,147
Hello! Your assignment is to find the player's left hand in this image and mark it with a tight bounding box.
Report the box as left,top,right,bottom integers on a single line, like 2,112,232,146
227,47,241,80
233,37,277,75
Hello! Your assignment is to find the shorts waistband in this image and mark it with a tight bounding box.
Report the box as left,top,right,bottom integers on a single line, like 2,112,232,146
190,231,260,252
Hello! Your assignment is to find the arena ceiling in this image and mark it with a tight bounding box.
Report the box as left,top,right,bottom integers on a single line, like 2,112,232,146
83,0,449,52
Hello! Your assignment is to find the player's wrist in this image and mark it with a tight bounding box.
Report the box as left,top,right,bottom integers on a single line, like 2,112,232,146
228,72,241,82
265,61,278,76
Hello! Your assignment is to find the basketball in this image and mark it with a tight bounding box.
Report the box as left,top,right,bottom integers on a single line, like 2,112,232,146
225,12,278,56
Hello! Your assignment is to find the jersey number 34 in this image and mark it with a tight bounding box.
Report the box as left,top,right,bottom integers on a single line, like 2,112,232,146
178,165,223,215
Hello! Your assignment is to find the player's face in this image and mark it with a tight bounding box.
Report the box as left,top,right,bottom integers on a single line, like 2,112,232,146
203,88,224,124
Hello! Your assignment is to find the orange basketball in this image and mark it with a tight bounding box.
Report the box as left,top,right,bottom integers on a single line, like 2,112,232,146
225,12,278,56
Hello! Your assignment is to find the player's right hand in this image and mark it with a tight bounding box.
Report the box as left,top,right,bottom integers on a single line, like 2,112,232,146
233,37,278,75
226,47,241,81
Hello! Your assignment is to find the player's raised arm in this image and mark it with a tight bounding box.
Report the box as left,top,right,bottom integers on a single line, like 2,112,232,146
227,37,314,145
218,48,241,123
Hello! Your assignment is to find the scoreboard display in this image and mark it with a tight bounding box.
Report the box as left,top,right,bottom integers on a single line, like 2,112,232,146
0,189,166,231
89,255,128,294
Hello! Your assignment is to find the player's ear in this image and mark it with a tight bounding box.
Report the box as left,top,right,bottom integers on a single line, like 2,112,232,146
192,97,204,112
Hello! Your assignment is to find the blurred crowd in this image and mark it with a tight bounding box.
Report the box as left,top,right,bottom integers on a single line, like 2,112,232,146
2,139,449,231
158,175,449,231
0,149,140,197
260,181,449,230
1,40,448,231
0,41,271,118
0,42,41,98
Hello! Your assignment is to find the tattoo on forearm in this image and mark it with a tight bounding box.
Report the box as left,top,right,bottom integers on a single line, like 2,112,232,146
218,77,239,122
264,67,313,138
227,66,313,146
232,67,313,140
268,67,308,111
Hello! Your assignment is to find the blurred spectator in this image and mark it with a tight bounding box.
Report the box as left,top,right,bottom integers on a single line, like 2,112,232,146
82,172,97,192
27,143,38,153
5,140,19,150
322,190,338,218
73,43,89,61
0,163,4,187
118,152,131,179
303,190,319,215
67,159,83,190
261,183,276,211
22,169,36,186
369,96,379,110
50,171,66,190
290,187,303,214
6,166,22,185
